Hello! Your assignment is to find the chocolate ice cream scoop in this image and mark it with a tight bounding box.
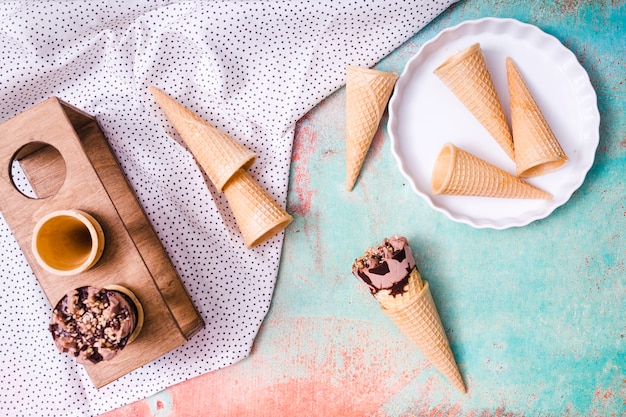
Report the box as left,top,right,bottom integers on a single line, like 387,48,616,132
49,286,141,365
352,235,417,296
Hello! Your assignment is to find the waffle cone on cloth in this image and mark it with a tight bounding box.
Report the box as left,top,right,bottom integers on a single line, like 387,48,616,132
431,143,552,199
345,65,398,191
149,86,256,192
352,236,466,393
434,43,514,160
376,269,466,393
223,169,293,248
506,58,568,177
150,86,292,247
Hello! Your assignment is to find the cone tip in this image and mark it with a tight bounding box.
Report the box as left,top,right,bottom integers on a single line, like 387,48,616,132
148,85,161,96
454,378,467,393
434,42,482,74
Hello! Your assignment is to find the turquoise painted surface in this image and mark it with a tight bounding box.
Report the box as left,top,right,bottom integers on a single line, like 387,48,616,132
277,0,625,415
105,1,624,416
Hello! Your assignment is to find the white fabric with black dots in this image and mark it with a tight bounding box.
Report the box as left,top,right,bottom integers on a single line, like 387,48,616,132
0,1,456,415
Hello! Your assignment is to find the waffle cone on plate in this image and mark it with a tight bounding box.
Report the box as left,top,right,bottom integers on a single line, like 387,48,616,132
434,43,514,160
223,168,293,248
352,236,466,393
506,58,568,177
431,143,552,199
149,86,256,192
376,269,466,393
345,65,398,191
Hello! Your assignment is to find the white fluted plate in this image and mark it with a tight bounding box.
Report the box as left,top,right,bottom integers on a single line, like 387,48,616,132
388,17,599,228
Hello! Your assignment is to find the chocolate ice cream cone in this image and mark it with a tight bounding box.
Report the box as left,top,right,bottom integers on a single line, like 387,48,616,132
431,143,551,199
353,236,466,393
434,43,514,160
149,86,256,192
506,58,568,177
222,169,293,248
345,66,398,191
375,269,466,393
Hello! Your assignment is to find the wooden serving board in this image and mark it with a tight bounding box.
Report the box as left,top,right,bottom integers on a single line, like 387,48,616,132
0,97,204,388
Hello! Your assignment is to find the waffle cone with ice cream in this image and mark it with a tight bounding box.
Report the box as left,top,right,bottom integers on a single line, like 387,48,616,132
506,57,568,177
149,86,292,247
434,43,514,160
352,236,466,393
345,65,398,191
431,143,552,199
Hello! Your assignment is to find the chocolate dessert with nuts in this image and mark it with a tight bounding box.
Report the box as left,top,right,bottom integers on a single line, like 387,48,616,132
49,286,143,365
352,235,417,296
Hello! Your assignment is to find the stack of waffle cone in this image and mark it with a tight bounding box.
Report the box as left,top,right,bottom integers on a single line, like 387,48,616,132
375,268,466,393
507,58,568,177
345,65,398,191
431,143,552,199
149,86,292,247
434,43,514,160
149,86,256,192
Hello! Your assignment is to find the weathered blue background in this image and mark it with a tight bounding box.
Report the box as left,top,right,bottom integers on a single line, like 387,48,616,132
107,1,625,415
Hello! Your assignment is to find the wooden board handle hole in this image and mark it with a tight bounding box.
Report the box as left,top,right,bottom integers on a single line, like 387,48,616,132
10,141,66,199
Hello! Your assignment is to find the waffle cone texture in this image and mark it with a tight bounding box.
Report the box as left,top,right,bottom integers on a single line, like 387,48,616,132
431,143,552,199
149,86,256,192
375,268,466,393
434,43,514,160
149,86,292,247
345,66,398,191
223,169,293,248
507,58,568,177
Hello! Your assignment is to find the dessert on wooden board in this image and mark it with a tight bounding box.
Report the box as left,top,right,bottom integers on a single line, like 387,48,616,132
49,285,144,365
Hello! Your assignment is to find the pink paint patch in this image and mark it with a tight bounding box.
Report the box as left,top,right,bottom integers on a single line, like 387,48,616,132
165,316,423,416
289,121,318,215
156,399,165,410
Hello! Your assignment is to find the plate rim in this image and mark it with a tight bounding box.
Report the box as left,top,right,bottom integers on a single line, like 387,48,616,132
387,17,600,229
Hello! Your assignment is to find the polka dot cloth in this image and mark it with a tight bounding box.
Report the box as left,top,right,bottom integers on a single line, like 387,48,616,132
0,1,455,415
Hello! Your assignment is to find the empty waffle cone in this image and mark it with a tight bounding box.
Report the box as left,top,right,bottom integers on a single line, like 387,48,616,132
507,58,568,177
431,143,552,199
149,86,256,192
222,168,293,248
375,268,466,393
434,43,514,160
345,65,398,191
